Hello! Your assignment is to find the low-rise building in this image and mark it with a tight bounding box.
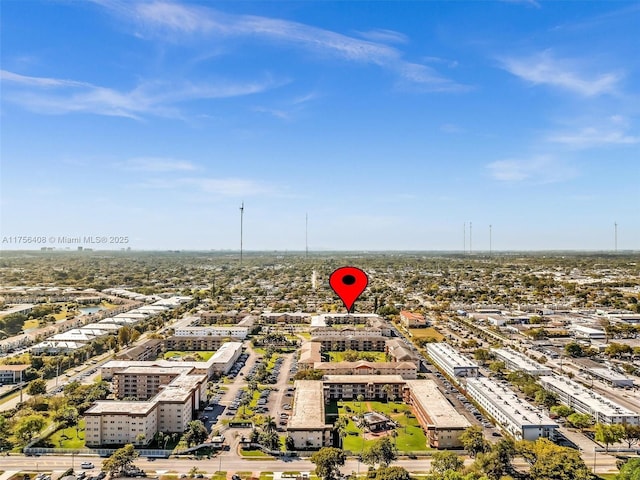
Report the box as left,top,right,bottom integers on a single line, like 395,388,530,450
492,348,553,377
287,380,332,449
298,342,322,369
400,311,428,328
426,343,479,382
311,335,387,352
0,364,29,384
403,380,471,448
385,339,420,366
322,375,405,401
539,375,640,425
314,361,417,379
116,338,164,362
588,368,635,388
572,325,606,341
466,377,558,441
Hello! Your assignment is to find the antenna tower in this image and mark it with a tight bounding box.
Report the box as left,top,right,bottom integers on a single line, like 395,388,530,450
614,222,618,253
469,222,473,255
489,224,492,256
305,213,309,259
239,202,244,264
463,222,466,254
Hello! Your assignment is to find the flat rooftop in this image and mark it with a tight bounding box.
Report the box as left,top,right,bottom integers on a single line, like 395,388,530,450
288,380,328,430
406,380,471,429
467,377,558,428
539,375,640,417
210,342,243,363
85,400,155,415
492,348,552,373
427,343,479,369
590,368,634,383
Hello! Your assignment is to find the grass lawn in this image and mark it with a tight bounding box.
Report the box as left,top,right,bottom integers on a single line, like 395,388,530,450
45,419,86,449
164,351,216,361
327,351,386,362
259,473,273,480
335,400,428,453
23,319,40,330
409,327,444,342
240,448,270,457
598,475,618,480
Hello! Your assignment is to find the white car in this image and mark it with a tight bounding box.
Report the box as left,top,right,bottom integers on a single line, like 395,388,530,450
81,462,94,469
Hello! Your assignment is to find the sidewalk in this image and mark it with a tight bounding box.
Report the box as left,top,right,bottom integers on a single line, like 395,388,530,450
0,471,18,480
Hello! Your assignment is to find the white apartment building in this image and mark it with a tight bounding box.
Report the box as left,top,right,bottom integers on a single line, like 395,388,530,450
539,375,640,425
466,377,558,441
85,369,206,446
426,343,479,382
287,380,332,449
492,348,553,377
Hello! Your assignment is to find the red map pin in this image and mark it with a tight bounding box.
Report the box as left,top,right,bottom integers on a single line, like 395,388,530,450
329,266,369,313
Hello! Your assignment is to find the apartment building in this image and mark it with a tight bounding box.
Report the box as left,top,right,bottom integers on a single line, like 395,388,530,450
311,335,387,352
287,380,332,449
386,339,420,366
426,343,479,382
466,377,558,441
492,348,553,377
0,364,29,384
85,369,207,446
322,375,405,401
400,311,428,328
539,375,640,425
314,361,417,379
403,380,471,448
298,342,322,369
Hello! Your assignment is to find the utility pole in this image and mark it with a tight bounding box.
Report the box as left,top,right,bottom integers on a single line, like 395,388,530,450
463,222,466,254
239,202,244,265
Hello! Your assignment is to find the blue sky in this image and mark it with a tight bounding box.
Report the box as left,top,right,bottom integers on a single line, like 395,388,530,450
1,1,639,251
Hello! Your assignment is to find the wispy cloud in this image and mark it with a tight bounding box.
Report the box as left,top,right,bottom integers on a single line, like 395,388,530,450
1,70,283,119
548,127,640,148
97,0,466,92
486,155,577,183
500,51,621,96
137,176,276,197
547,115,640,148
119,157,198,172
355,29,409,45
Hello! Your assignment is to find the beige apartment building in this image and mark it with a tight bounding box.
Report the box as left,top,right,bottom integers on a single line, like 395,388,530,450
313,360,417,379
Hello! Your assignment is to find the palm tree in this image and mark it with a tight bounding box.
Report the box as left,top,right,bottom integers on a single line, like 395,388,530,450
263,415,277,434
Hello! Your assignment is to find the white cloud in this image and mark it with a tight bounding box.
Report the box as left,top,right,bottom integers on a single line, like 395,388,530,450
120,158,198,172
548,127,640,148
500,51,621,96
1,70,282,119
137,176,275,197
487,155,577,183
355,29,409,45
97,0,466,92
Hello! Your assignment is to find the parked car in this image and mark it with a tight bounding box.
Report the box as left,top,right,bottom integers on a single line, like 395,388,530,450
80,462,94,469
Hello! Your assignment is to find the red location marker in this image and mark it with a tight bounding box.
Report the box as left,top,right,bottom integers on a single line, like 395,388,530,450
329,266,369,313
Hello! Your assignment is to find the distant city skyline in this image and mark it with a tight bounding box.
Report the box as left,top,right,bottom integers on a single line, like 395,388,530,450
1,1,639,251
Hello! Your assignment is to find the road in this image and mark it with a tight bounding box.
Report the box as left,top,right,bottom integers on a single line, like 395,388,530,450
0,451,621,475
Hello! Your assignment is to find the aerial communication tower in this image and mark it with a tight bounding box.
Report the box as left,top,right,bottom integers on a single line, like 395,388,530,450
239,202,244,264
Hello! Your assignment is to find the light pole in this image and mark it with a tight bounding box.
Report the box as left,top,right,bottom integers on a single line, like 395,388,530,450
593,446,597,473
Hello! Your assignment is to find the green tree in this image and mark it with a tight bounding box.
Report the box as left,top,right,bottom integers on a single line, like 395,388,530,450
488,361,506,377
525,439,590,480
550,405,573,418
566,413,594,431
622,424,640,449
310,447,346,480
184,420,208,446
15,414,46,443
362,437,397,467
285,435,295,451
460,425,489,458
375,466,411,480
102,443,139,477
26,378,47,396
473,349,491,364
564,342,583,358
534,389,559,409
594,423,626,452
54,405,79,428
431,451,464,475
617,458,640,480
